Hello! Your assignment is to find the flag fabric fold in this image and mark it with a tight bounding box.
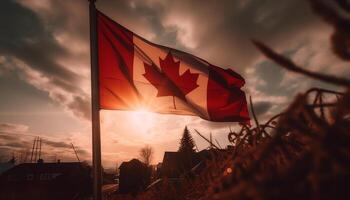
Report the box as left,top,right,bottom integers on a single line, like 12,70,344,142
97,10,249,122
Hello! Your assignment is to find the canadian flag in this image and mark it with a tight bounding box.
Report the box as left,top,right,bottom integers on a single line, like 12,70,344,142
97,11,249,122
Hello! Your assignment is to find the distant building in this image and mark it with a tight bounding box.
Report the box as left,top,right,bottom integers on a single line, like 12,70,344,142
118,159,151,195
0,162,92,200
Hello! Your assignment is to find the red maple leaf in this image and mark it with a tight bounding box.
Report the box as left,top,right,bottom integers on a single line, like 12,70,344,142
143,52,199,102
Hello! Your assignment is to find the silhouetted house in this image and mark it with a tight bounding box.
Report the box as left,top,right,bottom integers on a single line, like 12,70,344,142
161,149,230,178
162,151,205,178
0,162,92,200
161,152,187,178
118,159,151,195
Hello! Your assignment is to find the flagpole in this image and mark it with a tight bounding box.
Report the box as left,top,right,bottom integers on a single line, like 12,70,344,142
89,0,102,200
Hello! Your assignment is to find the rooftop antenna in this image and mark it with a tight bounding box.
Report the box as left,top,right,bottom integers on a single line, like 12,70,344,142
71,143,80,162
30,137,37,163
38,137,42,160
34,137,40,162
30,137,42,163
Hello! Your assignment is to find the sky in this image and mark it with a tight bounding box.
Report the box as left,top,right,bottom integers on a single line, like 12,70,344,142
0,0,348,169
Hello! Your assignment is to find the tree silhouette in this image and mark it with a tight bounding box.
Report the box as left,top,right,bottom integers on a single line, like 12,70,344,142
139,145,154,166
178,126,196,154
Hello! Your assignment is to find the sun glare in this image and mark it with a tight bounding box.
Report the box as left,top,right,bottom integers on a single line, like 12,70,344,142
130,108,155,127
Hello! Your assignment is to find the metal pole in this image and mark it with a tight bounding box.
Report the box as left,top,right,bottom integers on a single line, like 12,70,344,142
89,0,102,200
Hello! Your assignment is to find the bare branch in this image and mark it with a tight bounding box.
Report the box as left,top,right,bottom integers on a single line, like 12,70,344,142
252,40,350,87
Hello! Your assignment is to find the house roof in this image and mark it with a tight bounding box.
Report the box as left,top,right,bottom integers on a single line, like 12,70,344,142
119,159,145,169
162,152,183,169
0,162,89,182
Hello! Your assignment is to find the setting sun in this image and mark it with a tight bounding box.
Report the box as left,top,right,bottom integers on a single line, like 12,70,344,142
130,108,155,127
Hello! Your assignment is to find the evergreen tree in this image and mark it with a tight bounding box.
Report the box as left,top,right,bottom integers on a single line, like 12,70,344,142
178,126,196,153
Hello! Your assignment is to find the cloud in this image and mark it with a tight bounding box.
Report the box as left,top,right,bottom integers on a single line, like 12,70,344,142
252,101,273,117
42,139,71,148
147,0,323,71
281,30,350,90
4,141,30,149
9,57,91,120
0,134,17,141
0,0,90,121
0,0,75,82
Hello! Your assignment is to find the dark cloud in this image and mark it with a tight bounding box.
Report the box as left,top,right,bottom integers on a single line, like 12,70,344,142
0,0,77,83
67,95,91,120
42,139,90,157
84,0,183,55
97,0,166,40
0,0,90,120
253,56,298,98
120,0,322,70
255,61,285,94
42,139,71,148
4,141,30,149
0,134,17,141
251,101,273,117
